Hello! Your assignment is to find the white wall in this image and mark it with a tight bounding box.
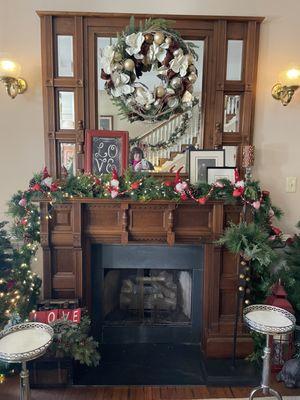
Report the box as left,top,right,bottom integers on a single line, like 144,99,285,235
0,0,299,240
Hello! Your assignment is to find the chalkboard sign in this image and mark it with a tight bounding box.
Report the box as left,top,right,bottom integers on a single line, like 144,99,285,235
85,130,129,175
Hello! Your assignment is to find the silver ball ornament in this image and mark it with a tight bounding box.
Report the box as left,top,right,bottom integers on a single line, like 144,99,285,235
124,58,135,71
170,77,182,90
144,104,152,111
188,72,197,84
154,32,165,45
173,49,180,57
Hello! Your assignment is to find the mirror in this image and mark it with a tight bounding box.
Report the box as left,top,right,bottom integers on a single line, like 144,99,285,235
60,142,76,175
59,91,75,130
226,40,243,81
223,95,241,133
97,37,204,171
57,35,74,77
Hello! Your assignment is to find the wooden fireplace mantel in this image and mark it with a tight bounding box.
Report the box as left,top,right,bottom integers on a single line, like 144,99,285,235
40,198,252,358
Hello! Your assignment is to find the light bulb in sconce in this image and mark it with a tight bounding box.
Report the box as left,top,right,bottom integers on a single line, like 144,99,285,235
0,58,27,99
272,66,300,106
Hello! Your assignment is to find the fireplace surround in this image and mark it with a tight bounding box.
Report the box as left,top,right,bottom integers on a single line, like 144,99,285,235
40,198,252,358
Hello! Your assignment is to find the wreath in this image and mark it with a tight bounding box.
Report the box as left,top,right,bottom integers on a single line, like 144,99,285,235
100,17,199,123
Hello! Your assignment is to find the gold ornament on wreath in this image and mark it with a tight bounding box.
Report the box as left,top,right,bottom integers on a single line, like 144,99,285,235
100,17,199,123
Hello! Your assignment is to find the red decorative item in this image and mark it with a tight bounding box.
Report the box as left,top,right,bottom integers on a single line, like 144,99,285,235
30,308,81,324
31,183,41,192
42,166,50,179
232,188,243,197
265,281,294,372
85,130,129,175
271,226,282,236
198,196,207,205
130,181,140,190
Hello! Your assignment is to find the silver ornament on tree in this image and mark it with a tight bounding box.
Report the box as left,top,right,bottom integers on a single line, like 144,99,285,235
167,97,179,109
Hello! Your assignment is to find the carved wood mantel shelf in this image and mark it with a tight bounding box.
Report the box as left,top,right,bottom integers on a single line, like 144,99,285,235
40,199,252,358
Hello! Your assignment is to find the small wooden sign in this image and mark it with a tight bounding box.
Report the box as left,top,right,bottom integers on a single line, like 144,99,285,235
30,308,81,324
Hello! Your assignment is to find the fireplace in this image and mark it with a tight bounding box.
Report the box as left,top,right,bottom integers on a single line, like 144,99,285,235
92,244,203,344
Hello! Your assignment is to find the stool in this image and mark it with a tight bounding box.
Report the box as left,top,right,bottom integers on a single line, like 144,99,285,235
243,304,295,400
0,322,53,400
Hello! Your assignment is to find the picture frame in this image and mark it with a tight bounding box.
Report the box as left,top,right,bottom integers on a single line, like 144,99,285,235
207,167,235,184
223,145,238,167
85,130,128,175
99,115,113,130
189,150,225,184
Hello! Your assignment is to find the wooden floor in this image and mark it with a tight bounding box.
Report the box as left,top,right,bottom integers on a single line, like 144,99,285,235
1,376,300,400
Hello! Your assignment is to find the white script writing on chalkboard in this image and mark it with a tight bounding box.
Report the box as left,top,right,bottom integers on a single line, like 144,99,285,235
95,141,119,173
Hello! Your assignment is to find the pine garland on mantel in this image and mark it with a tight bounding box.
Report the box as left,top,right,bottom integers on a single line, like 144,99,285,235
8,166,282,245
3,165,286,369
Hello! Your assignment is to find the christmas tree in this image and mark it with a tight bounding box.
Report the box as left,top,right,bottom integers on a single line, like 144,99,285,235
284,222,300,317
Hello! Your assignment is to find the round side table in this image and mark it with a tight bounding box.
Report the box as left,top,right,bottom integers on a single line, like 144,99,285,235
0,322,54,400
244,304,295,400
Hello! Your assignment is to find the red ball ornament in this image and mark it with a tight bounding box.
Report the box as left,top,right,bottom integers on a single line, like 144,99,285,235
131,181,140,190
180,193,188,201
198,196,207,205
232,188,243,197
21,218,28,226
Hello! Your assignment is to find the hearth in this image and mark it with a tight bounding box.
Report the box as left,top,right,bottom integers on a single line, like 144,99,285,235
91,244,203,344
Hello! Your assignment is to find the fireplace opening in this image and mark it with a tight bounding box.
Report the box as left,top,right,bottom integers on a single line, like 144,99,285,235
92,244,203,344
103,268,192,325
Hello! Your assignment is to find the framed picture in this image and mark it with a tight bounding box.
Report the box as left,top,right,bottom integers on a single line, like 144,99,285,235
85,130,128,175
207,167,235,184
223,145,238,167
189,150,225,184
99,115,113,130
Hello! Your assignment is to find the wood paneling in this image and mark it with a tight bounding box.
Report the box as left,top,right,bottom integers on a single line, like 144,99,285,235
40,199,249,357
38,13,262,177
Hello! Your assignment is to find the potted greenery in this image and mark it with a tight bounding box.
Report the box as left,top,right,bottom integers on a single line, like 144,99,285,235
29,314,100,387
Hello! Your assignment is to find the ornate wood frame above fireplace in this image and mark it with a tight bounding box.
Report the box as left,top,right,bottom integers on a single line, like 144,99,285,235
37,11,263,177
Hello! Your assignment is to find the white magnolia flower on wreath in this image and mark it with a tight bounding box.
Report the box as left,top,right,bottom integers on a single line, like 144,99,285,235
100,45,115,75
111,72,134,97
134,86,155,107
148,42,169,63
169,48,189,77
125,32,145,57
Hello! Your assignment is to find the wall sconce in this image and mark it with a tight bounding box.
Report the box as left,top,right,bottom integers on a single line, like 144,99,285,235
272,68,300,106
0,59,27,99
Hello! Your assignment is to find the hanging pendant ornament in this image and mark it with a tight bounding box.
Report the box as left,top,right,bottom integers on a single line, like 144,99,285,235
100,16,199,123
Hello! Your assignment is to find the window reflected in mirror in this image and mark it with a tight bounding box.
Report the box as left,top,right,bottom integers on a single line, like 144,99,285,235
97,37,204,171
223,95,240,132
59,91,75,130
226,40,243,81
60,142,76,176
57,35,74,77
